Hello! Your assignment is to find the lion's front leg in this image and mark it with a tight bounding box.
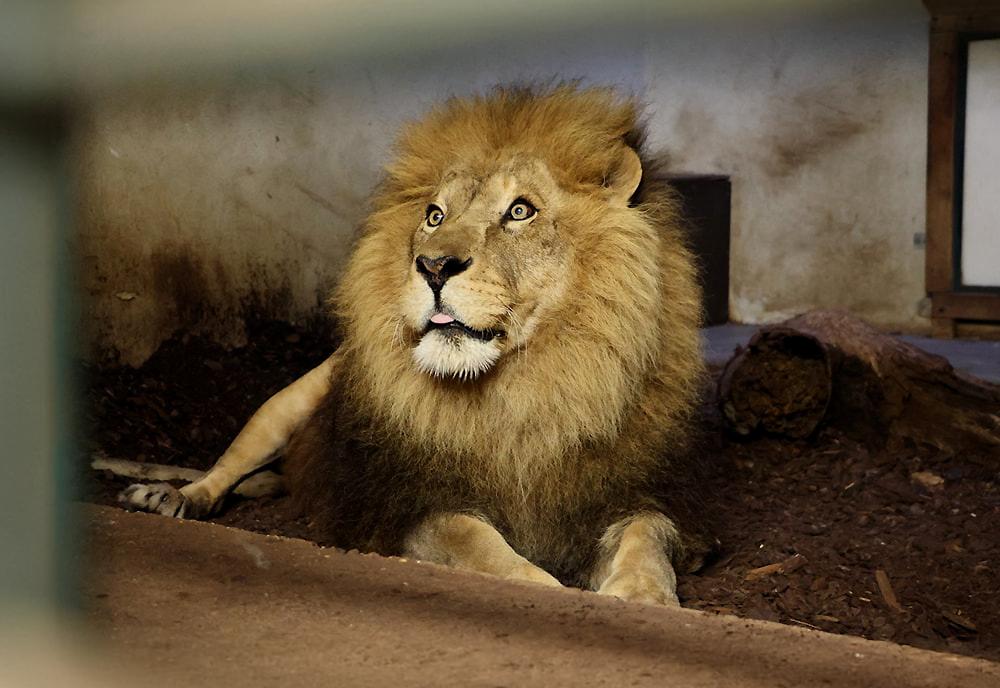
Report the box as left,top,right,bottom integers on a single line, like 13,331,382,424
403,513,562,588
118,352,341,519
590,512,681,606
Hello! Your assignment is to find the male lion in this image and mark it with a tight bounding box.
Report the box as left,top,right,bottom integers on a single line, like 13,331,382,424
115,85,705,604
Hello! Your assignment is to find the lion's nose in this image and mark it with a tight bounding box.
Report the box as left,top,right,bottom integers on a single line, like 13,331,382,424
415,254,472,291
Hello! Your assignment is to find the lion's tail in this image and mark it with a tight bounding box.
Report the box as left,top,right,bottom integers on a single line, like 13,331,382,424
90,455,286,499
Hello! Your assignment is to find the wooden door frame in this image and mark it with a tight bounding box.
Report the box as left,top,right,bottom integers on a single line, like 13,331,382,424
924,1,1000,336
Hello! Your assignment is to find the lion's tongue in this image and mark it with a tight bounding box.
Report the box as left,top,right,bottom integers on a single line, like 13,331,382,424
430,312,455,325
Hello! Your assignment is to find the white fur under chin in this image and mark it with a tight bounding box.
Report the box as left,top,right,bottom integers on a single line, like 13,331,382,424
412,330,501,380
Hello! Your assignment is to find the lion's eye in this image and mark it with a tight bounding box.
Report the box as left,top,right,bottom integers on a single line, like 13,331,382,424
426,205,445,227
505,199,536,222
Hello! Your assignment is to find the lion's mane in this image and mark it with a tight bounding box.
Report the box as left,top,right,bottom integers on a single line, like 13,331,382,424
286,86,705,582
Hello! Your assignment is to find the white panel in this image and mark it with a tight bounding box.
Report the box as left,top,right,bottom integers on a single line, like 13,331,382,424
961,39,1000,288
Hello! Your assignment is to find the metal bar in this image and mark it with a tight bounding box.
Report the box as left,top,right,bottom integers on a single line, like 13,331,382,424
0,106,73,611
3,0,874,94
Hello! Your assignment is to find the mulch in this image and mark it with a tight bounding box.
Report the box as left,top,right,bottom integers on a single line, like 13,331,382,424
81,321,1000,663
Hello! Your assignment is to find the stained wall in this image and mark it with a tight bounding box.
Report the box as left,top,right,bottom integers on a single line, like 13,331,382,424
74,3,932,365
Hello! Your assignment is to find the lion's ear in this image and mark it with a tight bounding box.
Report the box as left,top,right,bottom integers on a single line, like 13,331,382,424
605,146,643,206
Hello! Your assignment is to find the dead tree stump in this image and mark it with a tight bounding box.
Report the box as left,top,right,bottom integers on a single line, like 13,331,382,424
717,310,1000,456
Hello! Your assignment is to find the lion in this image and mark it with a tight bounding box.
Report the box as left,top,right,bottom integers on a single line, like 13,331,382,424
110,85,706,604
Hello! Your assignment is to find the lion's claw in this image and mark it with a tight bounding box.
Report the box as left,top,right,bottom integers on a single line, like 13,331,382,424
118,482,189,518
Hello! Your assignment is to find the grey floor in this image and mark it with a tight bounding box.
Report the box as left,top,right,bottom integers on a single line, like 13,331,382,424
703,324,1000,383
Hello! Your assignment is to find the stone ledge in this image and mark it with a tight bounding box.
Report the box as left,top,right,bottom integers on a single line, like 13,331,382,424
82,505,1000,688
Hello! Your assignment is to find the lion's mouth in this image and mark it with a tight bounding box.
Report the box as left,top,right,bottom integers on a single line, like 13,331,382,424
425,312,503,342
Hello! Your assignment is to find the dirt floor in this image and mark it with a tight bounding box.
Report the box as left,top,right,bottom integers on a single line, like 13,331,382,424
81,321,1000,663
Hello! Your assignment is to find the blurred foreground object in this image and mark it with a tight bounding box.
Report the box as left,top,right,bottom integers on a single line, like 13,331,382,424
0,96,108,688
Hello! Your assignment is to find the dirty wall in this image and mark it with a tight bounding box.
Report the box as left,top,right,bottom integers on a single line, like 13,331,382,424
75,3,931,365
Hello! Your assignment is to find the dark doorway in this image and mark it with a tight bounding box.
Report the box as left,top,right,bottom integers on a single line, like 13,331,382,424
666,174,731,325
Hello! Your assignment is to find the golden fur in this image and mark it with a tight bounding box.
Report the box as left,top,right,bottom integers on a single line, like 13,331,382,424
339,85,699,465
285,85,706,583
112,85,707,596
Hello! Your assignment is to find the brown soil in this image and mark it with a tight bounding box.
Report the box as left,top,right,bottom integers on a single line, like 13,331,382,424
80,321,1000,663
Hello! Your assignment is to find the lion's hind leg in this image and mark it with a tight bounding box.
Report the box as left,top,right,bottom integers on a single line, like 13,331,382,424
590,512,681,606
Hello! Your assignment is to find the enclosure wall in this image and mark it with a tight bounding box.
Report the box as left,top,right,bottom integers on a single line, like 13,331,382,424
75,3,933,364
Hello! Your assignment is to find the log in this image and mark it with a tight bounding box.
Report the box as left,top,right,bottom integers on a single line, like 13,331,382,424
717,310,1000,456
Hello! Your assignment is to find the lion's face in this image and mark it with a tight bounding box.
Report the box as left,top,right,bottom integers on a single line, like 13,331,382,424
400,157,571,380
334,86,701,471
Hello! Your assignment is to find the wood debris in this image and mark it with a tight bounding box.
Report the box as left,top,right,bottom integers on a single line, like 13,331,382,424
745,554,805,580
874,569,905,613
910,470,945,490
941,609,977,633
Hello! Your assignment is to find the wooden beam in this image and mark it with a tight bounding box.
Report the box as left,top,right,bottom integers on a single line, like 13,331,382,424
924,0,1000,32
924,0,1000,27
924,2,1000,331
931,316,957,339
932,15,1000,32
925,29,959,295
931,291,1000,321
924,0,1000,13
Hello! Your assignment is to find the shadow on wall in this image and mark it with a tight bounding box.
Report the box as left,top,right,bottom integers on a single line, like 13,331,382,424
73,32,650,366
74,80,379,366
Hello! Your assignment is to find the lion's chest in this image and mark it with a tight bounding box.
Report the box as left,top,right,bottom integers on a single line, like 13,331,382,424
394,444,636,577
290,383,645,580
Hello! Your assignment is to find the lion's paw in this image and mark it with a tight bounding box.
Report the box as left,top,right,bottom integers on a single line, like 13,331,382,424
118,482,190,518
508,563,563,588
598,570,680,606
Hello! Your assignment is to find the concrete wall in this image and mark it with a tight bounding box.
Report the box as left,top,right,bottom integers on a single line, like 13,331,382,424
645,10,930,326
76,80,385,365
75,3,932,365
